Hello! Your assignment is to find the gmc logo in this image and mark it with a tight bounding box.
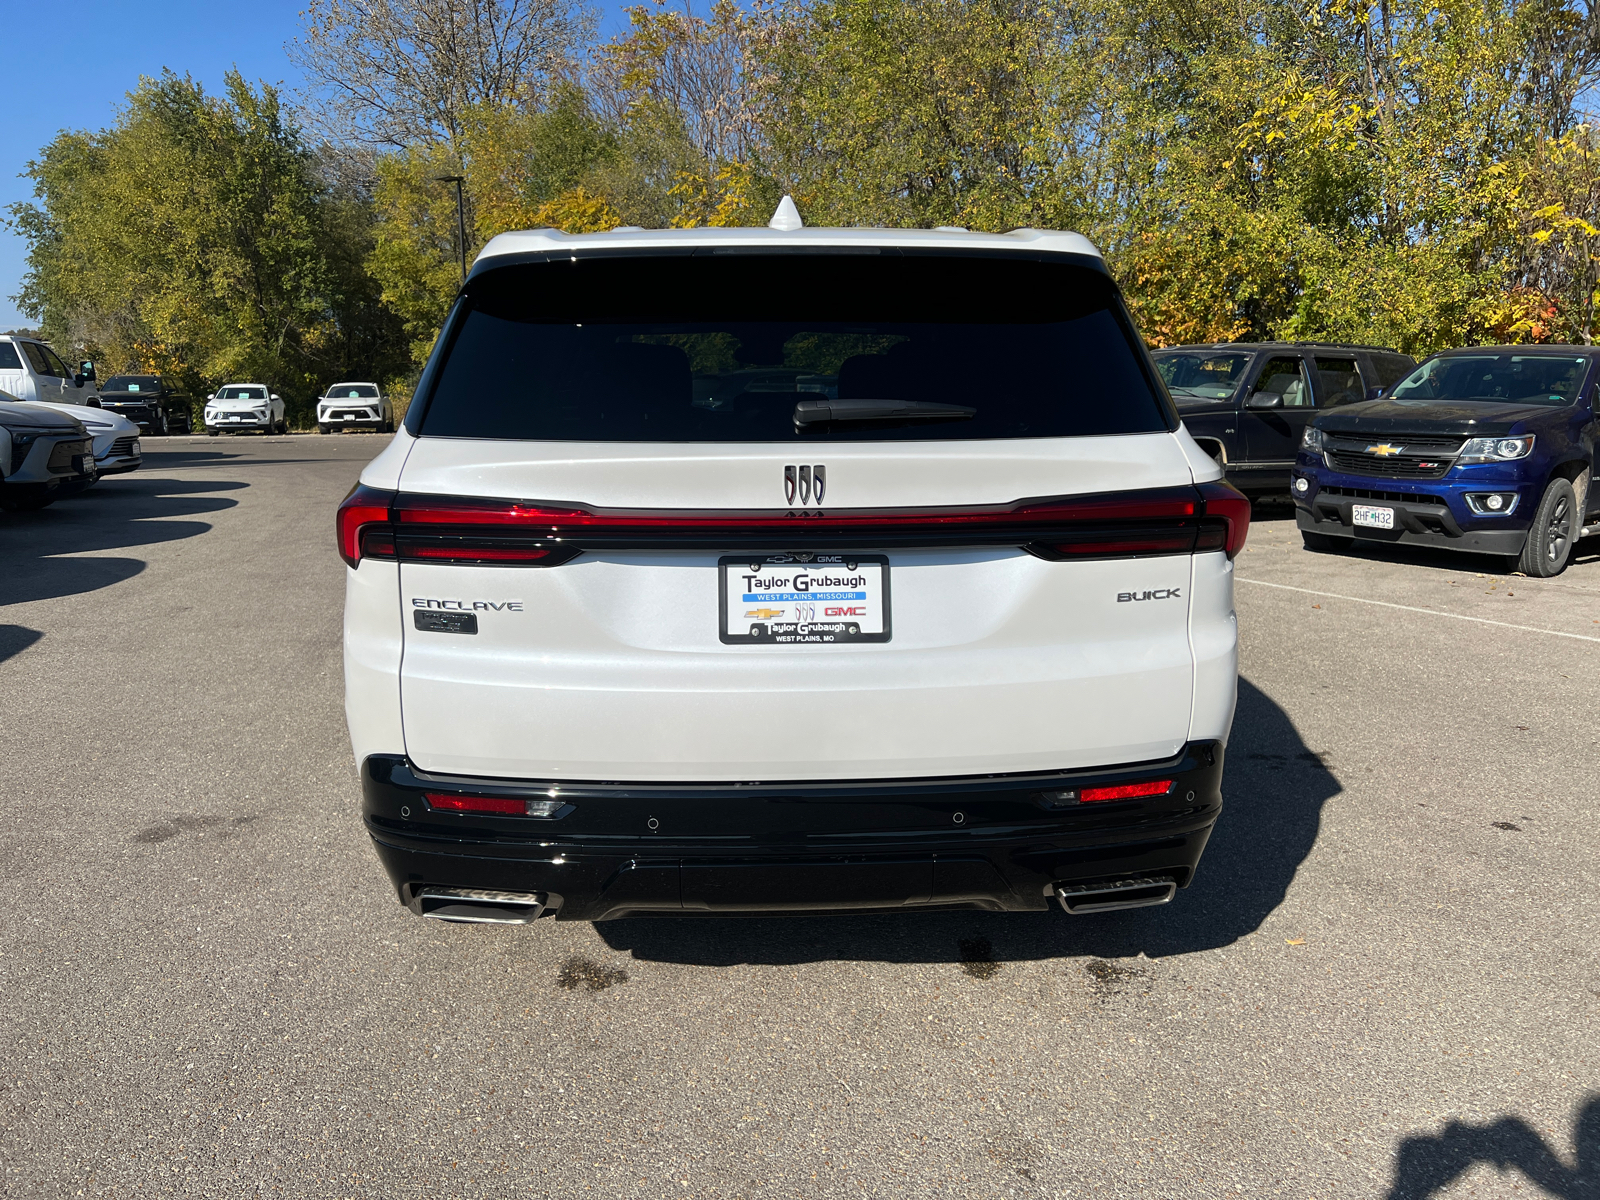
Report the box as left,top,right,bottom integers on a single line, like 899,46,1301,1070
825,606,865,616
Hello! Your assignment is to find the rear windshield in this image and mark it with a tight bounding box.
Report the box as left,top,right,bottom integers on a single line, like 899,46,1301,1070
217,386,266,400
417,254,1171,442
1392,354,1591,407
1151,351,1251,402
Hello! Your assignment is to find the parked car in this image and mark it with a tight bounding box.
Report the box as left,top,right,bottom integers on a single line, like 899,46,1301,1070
340,213,1250,927
0,335,100,409
1296,345,1598,576
317,382,394,433
1151,342,1416,497
97,375,193,435
0,396,93,511
204,383,286,434
25,395,142,484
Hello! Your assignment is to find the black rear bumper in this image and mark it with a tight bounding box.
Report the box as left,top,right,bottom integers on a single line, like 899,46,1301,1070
360,744,1225,921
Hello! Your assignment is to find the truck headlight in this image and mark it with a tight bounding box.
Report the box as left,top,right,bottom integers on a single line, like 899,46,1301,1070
1458,435,1534,463
1300,427,1324,452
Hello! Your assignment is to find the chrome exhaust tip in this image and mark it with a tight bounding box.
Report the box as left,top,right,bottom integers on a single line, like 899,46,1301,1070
1055,876,1176,914
413,887,547,925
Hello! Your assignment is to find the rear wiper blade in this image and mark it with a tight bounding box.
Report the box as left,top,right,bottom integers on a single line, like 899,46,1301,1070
793,398,977,427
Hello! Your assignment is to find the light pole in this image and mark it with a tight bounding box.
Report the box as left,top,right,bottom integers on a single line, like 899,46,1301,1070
434,174,467,285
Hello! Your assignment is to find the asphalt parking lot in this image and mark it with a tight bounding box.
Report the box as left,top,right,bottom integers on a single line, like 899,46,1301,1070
2,435,1596,1199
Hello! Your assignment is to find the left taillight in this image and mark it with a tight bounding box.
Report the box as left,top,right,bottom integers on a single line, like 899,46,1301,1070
337,483,395,569
1197,480,1251,559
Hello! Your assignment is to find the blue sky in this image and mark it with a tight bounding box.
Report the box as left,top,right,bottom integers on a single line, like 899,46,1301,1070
0,1,636,331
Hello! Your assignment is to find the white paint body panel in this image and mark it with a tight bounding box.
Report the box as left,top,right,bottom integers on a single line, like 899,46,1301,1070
345,559,406,764
391,432,1193,509
362,434,1239,782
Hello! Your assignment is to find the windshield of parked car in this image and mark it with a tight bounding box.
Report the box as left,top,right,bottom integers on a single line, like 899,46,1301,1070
1391,354,1591,407
1150,352,1252,402
105,376,158,392
328,384,378,398
417,254,1171,442
216,386,267,400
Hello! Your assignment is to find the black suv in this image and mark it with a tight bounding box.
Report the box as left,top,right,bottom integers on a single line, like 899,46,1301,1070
96,375,193,435
1151,343,1416,496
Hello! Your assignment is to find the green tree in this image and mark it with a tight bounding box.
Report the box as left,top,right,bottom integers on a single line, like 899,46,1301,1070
8,71,408,421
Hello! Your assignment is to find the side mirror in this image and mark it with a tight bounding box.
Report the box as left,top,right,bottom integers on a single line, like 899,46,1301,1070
79,361,95,381
206,394,215,401
1366,386,1384,401
1245,391,1283,409
271,394,281,402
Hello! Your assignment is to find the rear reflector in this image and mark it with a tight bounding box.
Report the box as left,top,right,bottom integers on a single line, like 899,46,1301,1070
1080,779,1174,803
425,793,525,815
423,793,569,817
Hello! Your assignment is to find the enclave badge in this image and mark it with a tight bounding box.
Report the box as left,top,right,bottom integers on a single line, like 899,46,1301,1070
784,464,826,505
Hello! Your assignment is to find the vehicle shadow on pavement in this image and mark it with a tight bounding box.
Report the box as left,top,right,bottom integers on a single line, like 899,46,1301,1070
597,677,1339,966
1384,1094,1599,1199
0,475,245,606
0,625,43,664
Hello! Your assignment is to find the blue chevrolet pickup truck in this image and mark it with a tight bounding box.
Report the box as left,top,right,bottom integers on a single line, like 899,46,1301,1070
1294,345,1598,576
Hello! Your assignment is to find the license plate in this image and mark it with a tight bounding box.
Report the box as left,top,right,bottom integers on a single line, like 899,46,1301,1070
1352,504,1395,530
720,554,890,644
75,454,95,476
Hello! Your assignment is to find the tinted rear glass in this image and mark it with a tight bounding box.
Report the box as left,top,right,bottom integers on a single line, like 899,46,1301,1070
418,254,1170,442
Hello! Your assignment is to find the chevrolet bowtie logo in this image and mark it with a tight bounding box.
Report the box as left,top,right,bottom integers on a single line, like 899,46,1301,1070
1365,443,1404,457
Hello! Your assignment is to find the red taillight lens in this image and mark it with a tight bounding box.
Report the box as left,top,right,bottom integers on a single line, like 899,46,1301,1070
1081,779,1174,803
337,483,396,568
1197,480,1250,559
425,793,525,815
406,545,553,562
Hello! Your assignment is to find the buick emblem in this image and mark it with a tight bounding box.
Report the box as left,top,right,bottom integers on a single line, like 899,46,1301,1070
784,464,826,505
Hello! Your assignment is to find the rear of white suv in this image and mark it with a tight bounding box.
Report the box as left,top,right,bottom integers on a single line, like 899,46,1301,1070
341,224,1248,925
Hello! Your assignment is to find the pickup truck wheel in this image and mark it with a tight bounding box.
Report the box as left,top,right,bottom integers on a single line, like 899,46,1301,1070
1301,531,1345,553
1517,477,1576,577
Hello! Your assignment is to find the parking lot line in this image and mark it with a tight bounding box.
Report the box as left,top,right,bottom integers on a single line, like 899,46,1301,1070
1237,577,1600,643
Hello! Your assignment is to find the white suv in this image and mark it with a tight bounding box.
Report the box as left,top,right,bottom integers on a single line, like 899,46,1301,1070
204,383,286,434
318,382,394,433
340,212,1248,926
